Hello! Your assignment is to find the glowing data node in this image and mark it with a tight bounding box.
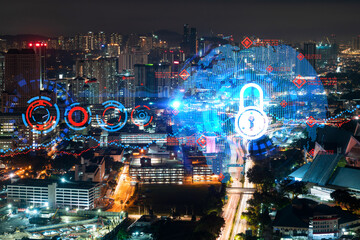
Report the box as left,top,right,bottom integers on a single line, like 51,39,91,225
96,100,127,132
131,105,153,127
22,96,60,134
65,103,92,130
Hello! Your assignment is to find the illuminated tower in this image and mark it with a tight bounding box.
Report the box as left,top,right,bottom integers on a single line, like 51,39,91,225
352,35,360,50
182,24,197,57
86,31,95,51
97,31,106,49
304,42,316,70
110,33,122,46
183,24,190,45
28,42,47,90
2,48,40,112
189,27,198,56
75,57,118,103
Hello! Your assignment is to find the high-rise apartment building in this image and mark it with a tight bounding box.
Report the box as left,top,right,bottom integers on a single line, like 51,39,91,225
2,49,40,112
76,57,119,102
352,35,360,50
110,33,122,46
182,24,198,57
189,27,198,56
134,63,176,98
139,36,153,52
97,31,106,49
304,42,317,71
119,50,148,71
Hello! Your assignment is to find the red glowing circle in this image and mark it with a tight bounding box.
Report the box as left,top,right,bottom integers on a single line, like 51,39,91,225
102,107,121,126
25,99,55,131
68,106,89,127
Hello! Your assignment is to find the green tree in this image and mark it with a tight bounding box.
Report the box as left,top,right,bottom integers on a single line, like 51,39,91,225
331,189,360,211
116,228,129,240
203,185,226,215
280,180,308,200
235,233,257,240
247,165,274,191
194,213,225,240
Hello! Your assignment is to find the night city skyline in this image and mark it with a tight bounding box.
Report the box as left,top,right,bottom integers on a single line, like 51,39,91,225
1,1,360,240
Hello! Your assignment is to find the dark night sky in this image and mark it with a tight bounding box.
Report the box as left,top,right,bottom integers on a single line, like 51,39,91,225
1,0,359,42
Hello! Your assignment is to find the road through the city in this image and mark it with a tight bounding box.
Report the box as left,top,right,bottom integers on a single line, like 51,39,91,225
108,164,135,212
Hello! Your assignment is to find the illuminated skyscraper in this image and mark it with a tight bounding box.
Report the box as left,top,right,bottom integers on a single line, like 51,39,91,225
353,35,360,50
139,36,153,52
190,27,198,56
57,36,64,50
28,42,47,90
86,31,95,51
97,31,106,49
0,53,4,93
2,49,40,112
183,24,190,45
76,57,118,102
119,50,148,71
134,63,174,98
107,44,120,57
304,42,316,70
182,24,197,57
69,76,99,105
110,33,122,46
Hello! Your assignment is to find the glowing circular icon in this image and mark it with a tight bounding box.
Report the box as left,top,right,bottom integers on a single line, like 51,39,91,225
22,96,60,134
235,108,269,140
65,103,92,130
96,100,127,132
131,105,153,127
235,83,268,140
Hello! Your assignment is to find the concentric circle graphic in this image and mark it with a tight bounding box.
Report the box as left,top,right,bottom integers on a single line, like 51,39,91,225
96,100,127,132
22,96,60,134
65,103,92,130
131,105,153,127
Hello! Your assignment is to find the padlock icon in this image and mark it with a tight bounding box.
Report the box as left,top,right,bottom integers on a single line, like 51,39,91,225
235,83,268,140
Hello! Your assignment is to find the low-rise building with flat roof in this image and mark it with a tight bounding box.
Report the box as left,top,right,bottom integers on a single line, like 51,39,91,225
7,179,100,209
